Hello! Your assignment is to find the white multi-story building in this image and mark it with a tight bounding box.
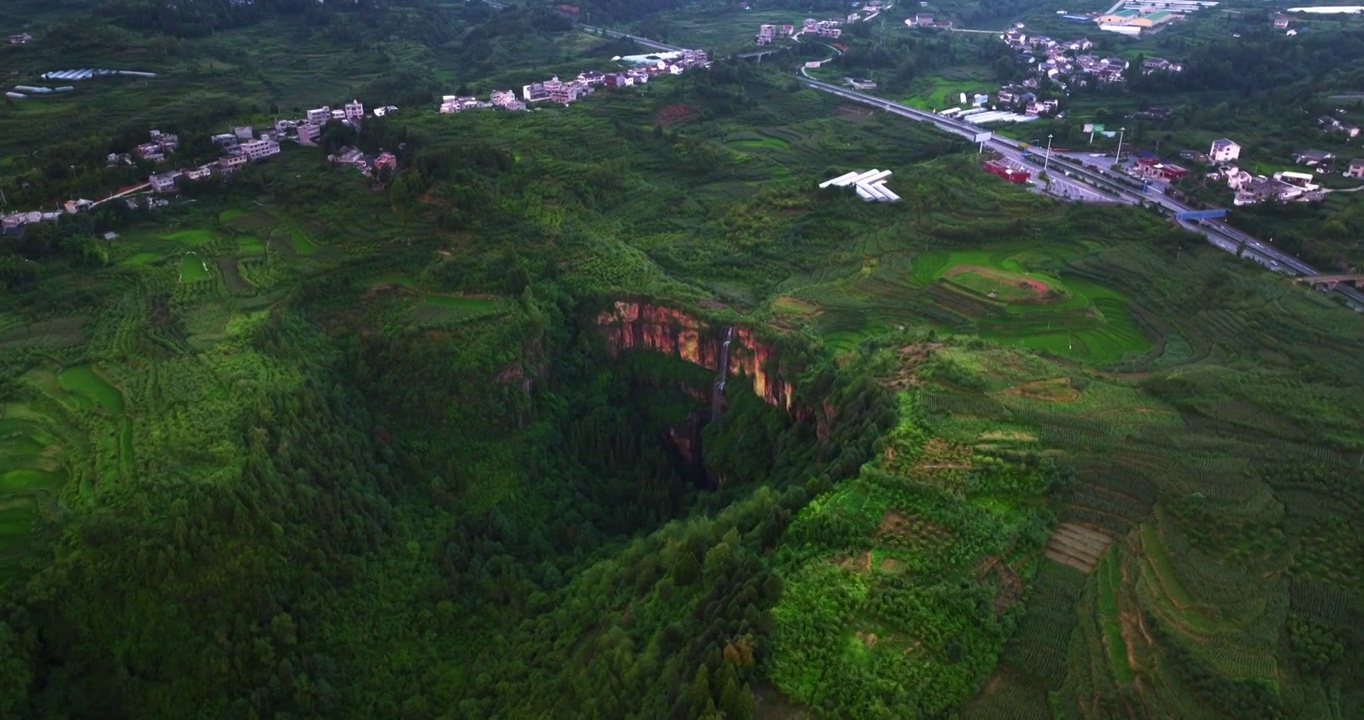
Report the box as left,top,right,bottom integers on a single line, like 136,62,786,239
344,99,364,120
306,106,332,123
240,139,281,161
439,95,478,113
149,172,181,193
234,126,255,141
297,122,321,144
1210,138,1240,162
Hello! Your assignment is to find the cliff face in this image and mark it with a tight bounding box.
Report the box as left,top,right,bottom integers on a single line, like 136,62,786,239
597,300,794,412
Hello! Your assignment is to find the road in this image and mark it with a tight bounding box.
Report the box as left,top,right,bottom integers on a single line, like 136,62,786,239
794,76,1364,308
584,24,1364,309
580,24,684,52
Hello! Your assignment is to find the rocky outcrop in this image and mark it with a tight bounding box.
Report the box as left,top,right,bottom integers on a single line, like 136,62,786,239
597,300,794,412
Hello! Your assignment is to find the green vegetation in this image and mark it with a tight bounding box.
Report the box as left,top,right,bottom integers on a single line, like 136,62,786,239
0,4,1361,720
57,365,124,414
177,252,211,283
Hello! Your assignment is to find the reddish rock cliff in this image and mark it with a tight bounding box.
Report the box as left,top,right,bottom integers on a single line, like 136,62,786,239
598,300,795,412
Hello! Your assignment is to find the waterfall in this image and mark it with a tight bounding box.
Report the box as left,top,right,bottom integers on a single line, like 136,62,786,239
711,326,734,423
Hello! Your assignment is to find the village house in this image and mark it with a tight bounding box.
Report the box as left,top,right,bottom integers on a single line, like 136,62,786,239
1346,158,1364,179
577,71,606,86
218,154,248,174
212,133,238,148
1319,115,1361,138
150,129,179,152
1274,170,1319,190
344,99,364,121
1141,57,1183,74
1235,176,1308,205
306,106,332,124
135,142,165,163
523,82,550,103
1294,149,1334,167
1209,138,1240,162
682,49,709,65
328,146,369,173
239,138,280,161
756,24,775,44
149,171,182,193
373,152,398,175
184,165,214,181
296,122,321,144
439,95,479,113
490,90,525,110
1273,14,1290,29
781,24,795,36
10,33,31,45
1133,155,1189,181
234,126,254,141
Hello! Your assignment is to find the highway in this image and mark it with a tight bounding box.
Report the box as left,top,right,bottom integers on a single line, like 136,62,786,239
794,76,1364,308
580,24,684,52
575,24,1364,309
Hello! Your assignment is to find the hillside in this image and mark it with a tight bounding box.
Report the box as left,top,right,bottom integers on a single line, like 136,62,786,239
0,3,1362,720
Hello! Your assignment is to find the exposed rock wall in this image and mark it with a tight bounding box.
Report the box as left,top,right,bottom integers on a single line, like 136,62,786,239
597,300,794,412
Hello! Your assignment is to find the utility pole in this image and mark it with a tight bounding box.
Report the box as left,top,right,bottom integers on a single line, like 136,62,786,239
1043,134,1054,174
1113,126,1126,170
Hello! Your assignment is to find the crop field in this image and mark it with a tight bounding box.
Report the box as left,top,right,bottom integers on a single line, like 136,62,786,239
177,253,212,284
57,365,125,414
0,402,69,577
289,226,319,255
236,235,266,257
899,66,998,110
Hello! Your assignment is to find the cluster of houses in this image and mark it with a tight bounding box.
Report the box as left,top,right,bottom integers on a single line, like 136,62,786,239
904,13,954,29
437,49,710,115
755,4,892,46
755,23,796,44
439,89,525,114
1318,114,1361,138
1162,137,1364,205
990,27,1185,117
756,16,850,43
2,99,402,235
146,99,402,191
326,146,398,180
